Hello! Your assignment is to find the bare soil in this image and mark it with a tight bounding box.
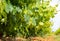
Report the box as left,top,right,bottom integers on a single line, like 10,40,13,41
0,36,56,41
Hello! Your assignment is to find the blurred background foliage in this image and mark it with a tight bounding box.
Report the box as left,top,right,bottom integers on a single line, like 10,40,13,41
0,0,57,38
54,28,60,35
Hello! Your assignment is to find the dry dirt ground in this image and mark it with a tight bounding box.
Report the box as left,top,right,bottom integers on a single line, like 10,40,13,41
0,36,56,41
